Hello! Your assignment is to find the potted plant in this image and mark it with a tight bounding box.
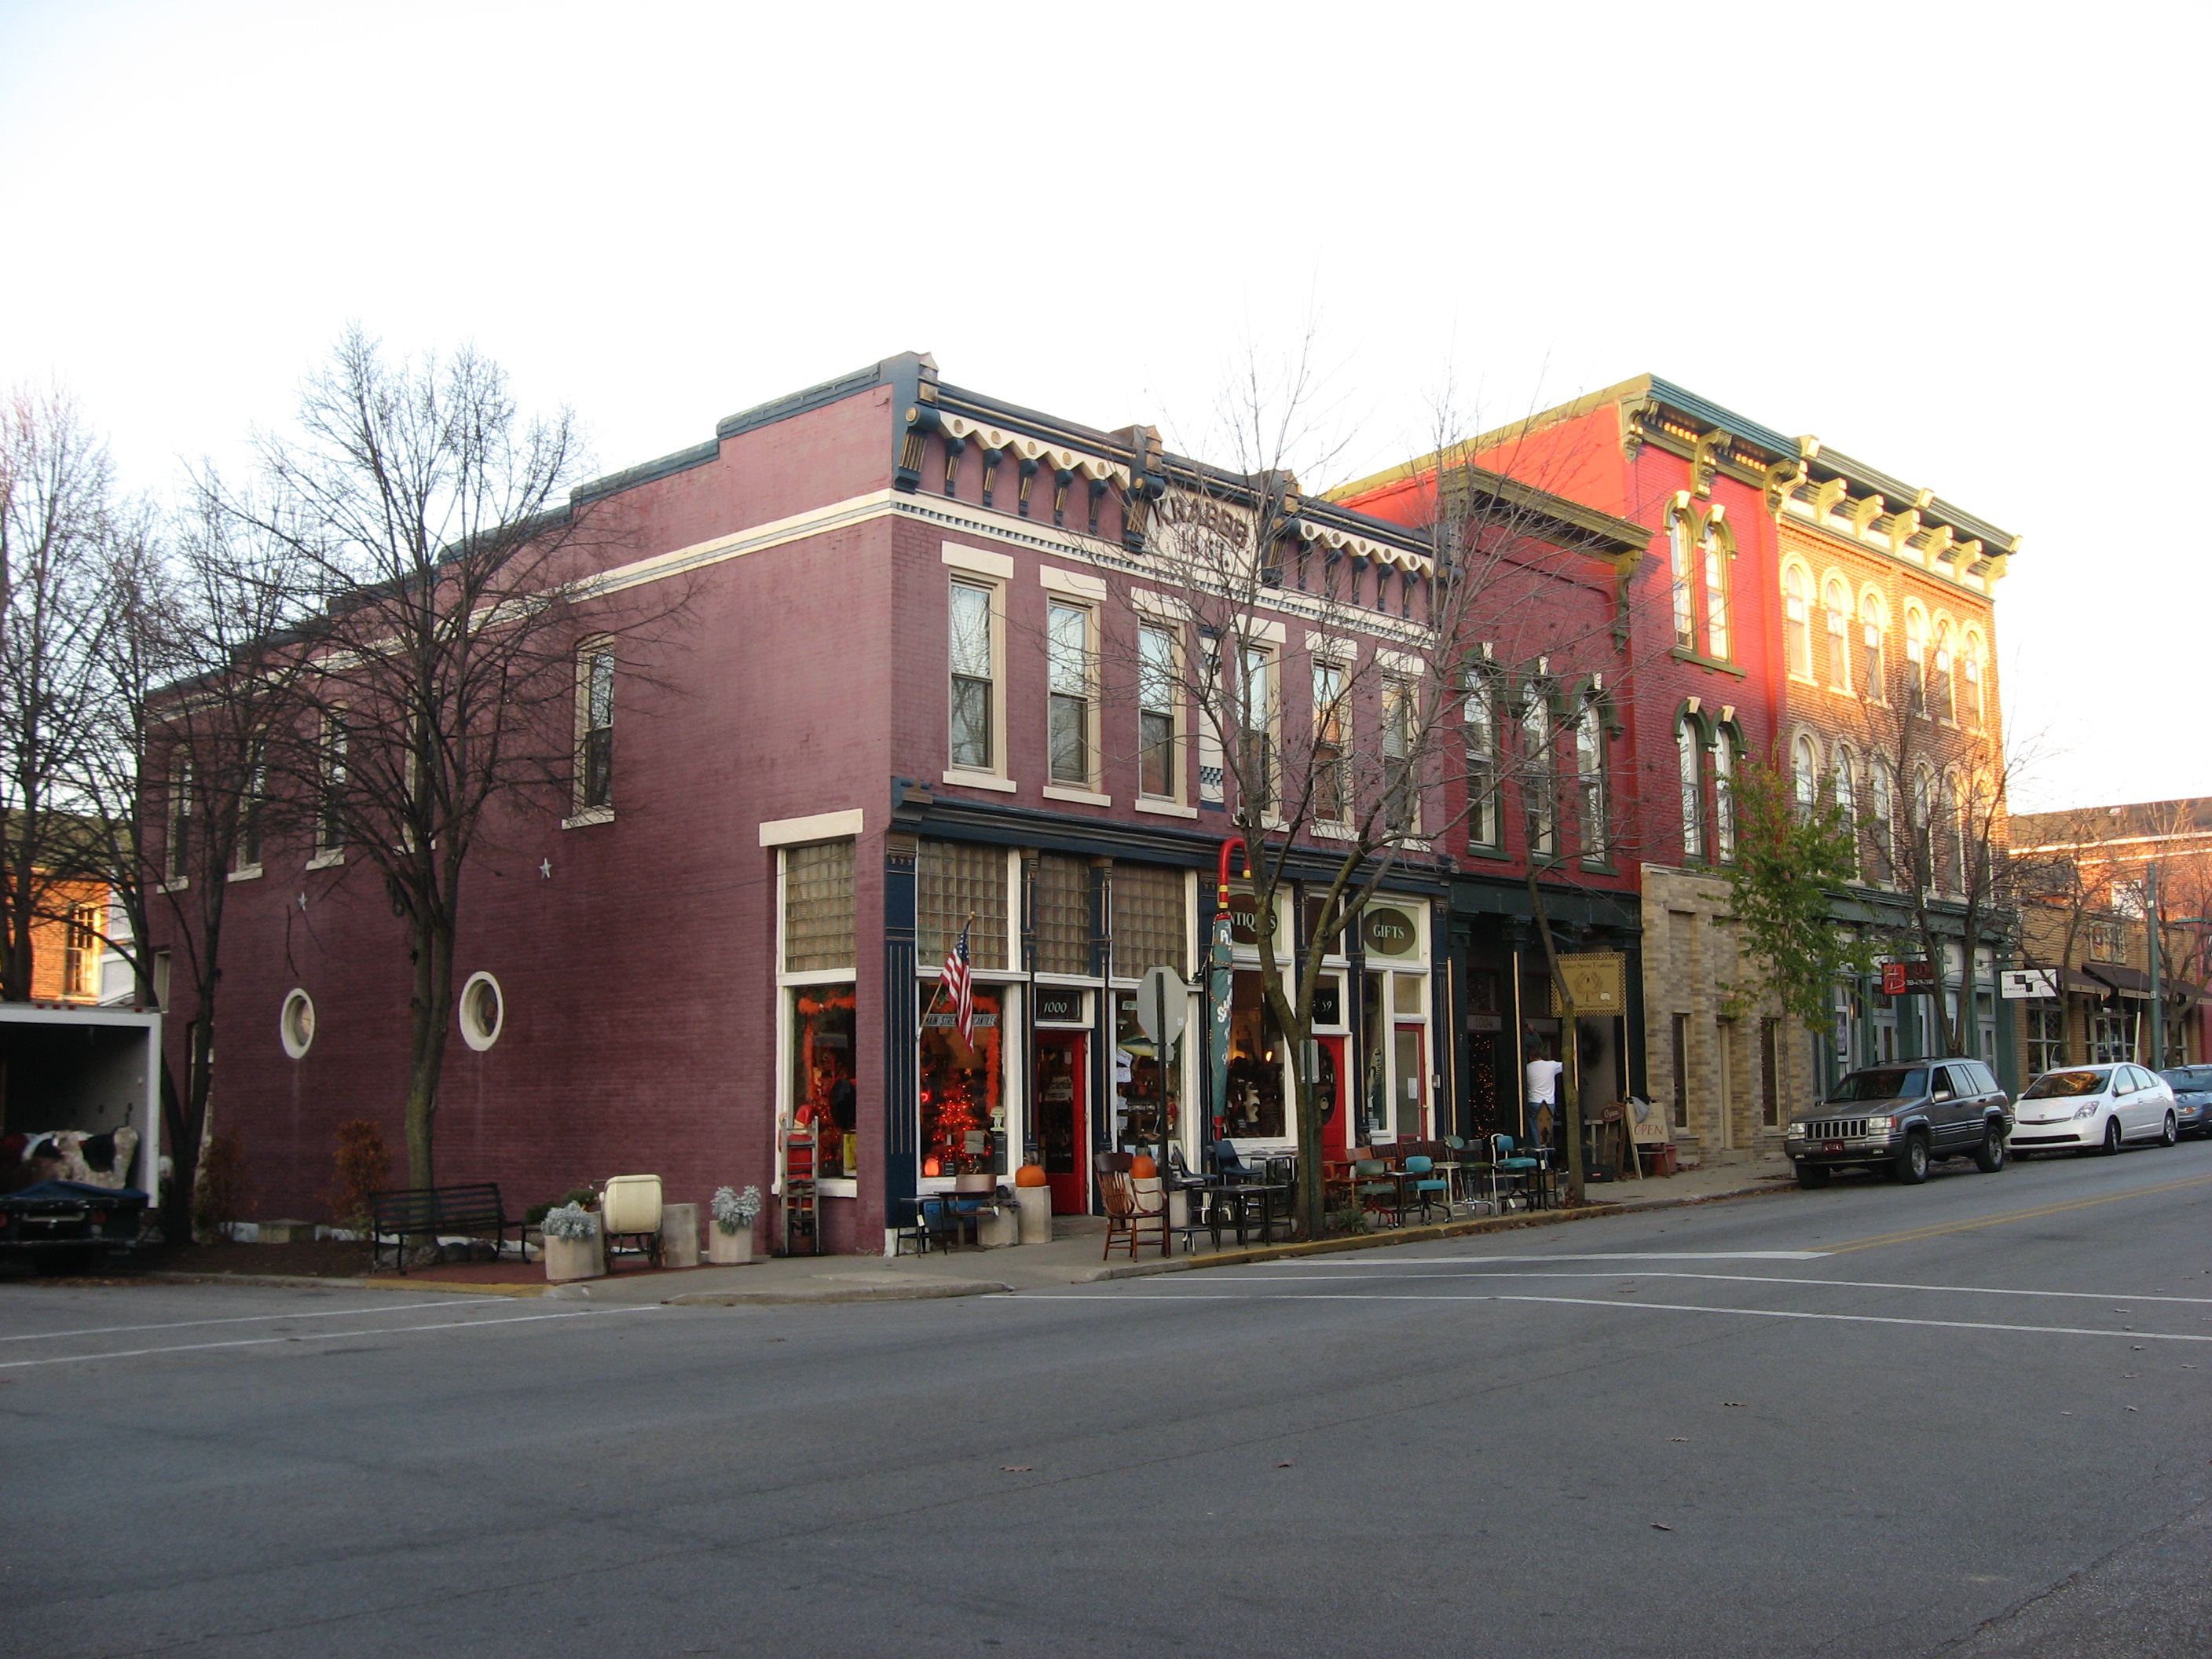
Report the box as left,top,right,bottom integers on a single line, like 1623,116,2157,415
707,1185,760,1264
540,1201,603,1282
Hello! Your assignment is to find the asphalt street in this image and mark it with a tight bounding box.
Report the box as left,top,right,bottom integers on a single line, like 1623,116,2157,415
5,1141,2212,1658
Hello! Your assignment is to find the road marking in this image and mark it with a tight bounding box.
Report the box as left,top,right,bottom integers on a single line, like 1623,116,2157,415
0,1304,663,1371
1009,1290,2212,1343
1257,1251,1832,1265
1826,1174,2212,1254
1214,1269,2212,1304
0,1298,487,1344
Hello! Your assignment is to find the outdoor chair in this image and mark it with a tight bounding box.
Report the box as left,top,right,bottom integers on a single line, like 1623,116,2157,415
599,1174,665,1269
1353,1157,1408,1227
1098,1166,1169,1261
1487,1135,1547,1211
1401,1154,1452,1223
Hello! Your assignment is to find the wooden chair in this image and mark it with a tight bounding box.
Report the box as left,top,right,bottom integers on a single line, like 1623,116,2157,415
1098,1166,1169,1261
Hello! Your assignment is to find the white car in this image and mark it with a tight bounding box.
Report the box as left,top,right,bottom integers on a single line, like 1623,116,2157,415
2007,1064,2179,1156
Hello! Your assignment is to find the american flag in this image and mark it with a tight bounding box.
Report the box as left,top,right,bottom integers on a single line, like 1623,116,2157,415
941,919,974,1046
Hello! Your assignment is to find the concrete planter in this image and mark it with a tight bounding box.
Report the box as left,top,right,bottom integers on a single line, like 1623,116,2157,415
1014,1186,1052,1245
543,1226,604,1283
705,1224,753,1265
660,1203,701,1269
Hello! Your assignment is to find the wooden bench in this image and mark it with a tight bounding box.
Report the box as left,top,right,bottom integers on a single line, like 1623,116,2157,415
368,1183,526,1273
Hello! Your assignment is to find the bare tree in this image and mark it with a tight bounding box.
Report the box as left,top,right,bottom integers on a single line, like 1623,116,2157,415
0,386,121,1002
1085,357,1643,1230
222,329,677,1193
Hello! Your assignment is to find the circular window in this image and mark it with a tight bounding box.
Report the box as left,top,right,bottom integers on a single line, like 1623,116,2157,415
280,989,316,1059
458,972,504,1051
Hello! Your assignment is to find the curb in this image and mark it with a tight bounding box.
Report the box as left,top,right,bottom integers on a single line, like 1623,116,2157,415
662,1280,1012,1307
137,1269,544,1298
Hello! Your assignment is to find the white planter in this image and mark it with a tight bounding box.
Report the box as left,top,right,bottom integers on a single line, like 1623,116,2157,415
705,1224,753,1265
1015,1186,1052,1245
543,1229,603,1283
977,1205,1020,1249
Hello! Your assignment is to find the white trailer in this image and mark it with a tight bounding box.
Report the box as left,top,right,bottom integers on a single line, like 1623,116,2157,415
0,1003,163,1200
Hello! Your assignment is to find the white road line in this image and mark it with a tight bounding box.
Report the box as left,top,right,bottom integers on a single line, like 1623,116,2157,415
1008,1291,2212,1343
1211,1271,2212,1305
0,1304,664,1370
0,1298,488,1344
1260,1251,1832,1264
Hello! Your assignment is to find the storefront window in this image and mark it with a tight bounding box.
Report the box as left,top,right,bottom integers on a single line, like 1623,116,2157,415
920,983,1005,1177
1225,970,1287,1138
791,984,857,1177
1114,991,1181,1147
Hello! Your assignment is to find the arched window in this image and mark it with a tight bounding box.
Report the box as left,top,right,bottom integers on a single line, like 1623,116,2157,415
1860,591,1888,703
1961,631,1985,727
1945,771,1969,895
1904,610,1928,716
1715,727,1739,863
1677,713,1705,862
1832,743,1857,826
1792,733,1821,815
1784,565,1812,679
1576,698,1607,860
1703,521,1731,661
1870,757,1895,886
1931,621,1956,723
1668,510,1695,650
1912,763,1937,888
1825,578,1851,690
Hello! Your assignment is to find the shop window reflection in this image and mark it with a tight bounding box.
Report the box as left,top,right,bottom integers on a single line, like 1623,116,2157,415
1225,970,1286,1138
919,985,1005,1177
792,985,857,1177
1114,993,1181,1148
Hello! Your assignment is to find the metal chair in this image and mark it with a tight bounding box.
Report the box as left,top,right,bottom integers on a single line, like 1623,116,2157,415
1487,1134,1546,1211
1353,1158,1408,1227
1401,1154,1452,1223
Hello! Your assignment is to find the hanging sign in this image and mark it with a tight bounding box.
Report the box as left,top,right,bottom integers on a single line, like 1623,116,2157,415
1556,951,1625,1014
1881,960,1937,995
2000,969,2057,1000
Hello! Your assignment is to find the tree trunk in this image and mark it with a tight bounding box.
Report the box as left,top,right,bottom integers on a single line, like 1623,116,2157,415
404,911,456,1192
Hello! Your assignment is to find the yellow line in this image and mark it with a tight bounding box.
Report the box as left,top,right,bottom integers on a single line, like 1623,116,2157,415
1826,1174,2212,1254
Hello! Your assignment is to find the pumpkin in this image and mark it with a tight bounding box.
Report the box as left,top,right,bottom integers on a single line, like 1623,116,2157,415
1015,1163,1049,1188
1130,1153,1158,1178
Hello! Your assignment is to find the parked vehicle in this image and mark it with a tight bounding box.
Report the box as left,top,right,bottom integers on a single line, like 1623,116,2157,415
2008,1064,2178,1156
1785,1060,2011,1188
2158,1066,2212,1137
0,1180,148,1272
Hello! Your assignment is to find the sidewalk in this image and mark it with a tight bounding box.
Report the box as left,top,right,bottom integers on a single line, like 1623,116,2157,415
390,1154,1800,1306
138,1156,1795,1305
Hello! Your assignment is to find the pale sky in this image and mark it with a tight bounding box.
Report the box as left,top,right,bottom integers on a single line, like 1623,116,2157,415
2,1,2201,813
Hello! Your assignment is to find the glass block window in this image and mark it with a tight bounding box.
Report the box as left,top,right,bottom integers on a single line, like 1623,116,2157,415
919,840,1008,970
782,840,855,972
1034,854,1092,976
1111,862,1186,980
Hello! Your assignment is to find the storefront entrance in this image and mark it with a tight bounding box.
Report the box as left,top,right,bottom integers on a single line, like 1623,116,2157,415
1034,1031,1088,1214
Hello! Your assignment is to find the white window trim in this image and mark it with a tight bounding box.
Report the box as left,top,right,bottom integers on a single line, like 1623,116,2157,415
562,804,615,831
1042,783,1112,807
941,542,1015,579
573,637,617,822
943,768,1018,793
760,808,865,848
305,848,344,872
279,988,316,1060
1134,799,1198,819
457,970,504,1051
1136,617,1188,807
1038,565,1107,599
1233,615,1289,646
1131,588,1189,621
1376,646,1423,675
947,569,1009,781
227,863,264,883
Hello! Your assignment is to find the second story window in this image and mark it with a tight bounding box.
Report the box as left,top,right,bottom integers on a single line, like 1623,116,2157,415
1676,715,1705,862
164,756,192,883
1715,727,1739,863
1522,685,1556,858
1046,601,1092,786
1236,643,1275,813
1668,514,1695,649
1576,699,1606,860
1826,578,1852,690
1702,522,1730,661
1784,565,1811,679
317,712,348,857
578,644,615,811
1464,670,1498,849
1313,658,1349,822
1382,675,1416,835
948,580,994,771
1137,623,1177,798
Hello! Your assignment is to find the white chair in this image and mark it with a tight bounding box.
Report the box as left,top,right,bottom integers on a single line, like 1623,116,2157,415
599,1174,665,1269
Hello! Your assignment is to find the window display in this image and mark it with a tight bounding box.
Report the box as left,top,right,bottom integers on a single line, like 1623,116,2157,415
1224,970,1286,1138
791,984,856,1177
1114,991,1181,1147
920,983,1005,1177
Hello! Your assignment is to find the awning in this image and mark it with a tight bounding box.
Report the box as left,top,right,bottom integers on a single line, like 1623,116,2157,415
2079,963,2210,1003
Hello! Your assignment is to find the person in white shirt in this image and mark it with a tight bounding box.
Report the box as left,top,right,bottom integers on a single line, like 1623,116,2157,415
1525,1049,1566,1148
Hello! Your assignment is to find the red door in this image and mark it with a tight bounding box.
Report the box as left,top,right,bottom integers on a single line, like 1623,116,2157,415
1035,1032,1088,1214
1317,1035,1349,1159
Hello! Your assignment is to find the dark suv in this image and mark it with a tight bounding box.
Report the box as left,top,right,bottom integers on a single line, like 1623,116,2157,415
1785,1059,2012,1188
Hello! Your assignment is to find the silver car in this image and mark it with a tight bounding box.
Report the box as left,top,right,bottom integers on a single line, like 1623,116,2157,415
2007,1064,2178,1155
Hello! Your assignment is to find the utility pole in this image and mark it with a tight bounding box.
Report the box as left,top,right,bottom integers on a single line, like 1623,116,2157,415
2146,860,2163,1071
